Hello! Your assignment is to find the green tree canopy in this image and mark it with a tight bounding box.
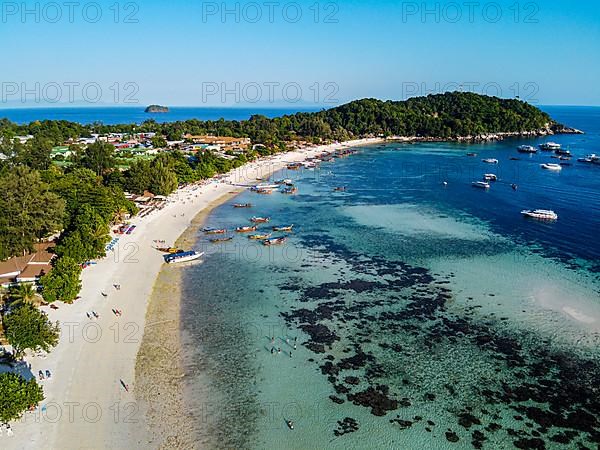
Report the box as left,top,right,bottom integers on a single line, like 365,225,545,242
79,141,116,176
0,373,44,423
3,304,60,358
39,256,82,303
0,166,65,260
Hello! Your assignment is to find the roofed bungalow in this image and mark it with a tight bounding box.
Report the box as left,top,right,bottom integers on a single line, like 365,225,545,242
184,135,251,151
0,242,56,287
51,146,73,159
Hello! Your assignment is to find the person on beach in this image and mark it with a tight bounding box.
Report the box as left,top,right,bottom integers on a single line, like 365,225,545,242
45,370,51,378
293,344,297,350
101,292,108,298
120,379,129,392
86,312,91,320
93,311,99,319
38,370,44,380
278,347,281,354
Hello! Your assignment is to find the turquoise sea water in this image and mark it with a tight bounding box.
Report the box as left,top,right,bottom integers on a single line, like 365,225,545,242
179,107,600,449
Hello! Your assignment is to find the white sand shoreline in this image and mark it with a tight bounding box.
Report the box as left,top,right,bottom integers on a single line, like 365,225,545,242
3,138,381,449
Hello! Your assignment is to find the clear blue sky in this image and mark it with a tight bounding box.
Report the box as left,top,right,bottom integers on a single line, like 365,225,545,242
1,0,599,107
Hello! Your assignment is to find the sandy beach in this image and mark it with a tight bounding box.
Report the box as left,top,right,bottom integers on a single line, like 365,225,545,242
3,138,381,450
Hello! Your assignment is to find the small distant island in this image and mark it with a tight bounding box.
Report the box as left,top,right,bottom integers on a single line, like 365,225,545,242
145,105,169,113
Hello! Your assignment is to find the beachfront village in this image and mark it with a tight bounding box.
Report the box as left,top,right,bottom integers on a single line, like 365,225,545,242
0,121,342,433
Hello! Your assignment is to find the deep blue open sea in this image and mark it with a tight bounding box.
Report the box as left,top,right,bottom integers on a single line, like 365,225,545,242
174,106,600,449
0,106,321,125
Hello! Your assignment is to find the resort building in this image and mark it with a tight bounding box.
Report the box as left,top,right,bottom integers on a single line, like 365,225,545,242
183,135,251,152
0,243,56,287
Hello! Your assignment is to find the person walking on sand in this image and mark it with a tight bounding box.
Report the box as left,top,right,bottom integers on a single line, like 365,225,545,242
86,312,91,320
38,370,44,380
120,379,129,392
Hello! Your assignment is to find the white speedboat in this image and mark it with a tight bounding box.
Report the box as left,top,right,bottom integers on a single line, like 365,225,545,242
578,154,598,163
165,251,204,264
541,163,562,171
483,174,498,181
518,145,537,153
539,142,561,151
521,209,558,221
252,183,280,191
472,181,491,189
482,158,499,164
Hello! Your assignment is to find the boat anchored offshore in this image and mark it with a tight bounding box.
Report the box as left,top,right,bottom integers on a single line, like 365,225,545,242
236,226,258,233
272,225,294,232
541,163,562,171
472,181,491,189
539,142,562,151
521,209,558,221
482,158,499,164
518,145,537,153
165,251,204,264
483,174,498,181
250,217,270,223
263,237,287,246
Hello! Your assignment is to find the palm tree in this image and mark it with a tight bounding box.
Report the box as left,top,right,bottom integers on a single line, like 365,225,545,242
9,283,39,307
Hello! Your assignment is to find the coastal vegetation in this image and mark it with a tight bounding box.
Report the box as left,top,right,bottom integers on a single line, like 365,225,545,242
2,304,60,359
0,372,44,423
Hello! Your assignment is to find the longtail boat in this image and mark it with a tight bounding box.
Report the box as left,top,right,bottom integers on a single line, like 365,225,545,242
263,237,287,246
210,237,234,243
204,228,227,235
272,225,294,232
249,233,272,240
236,226,258,233
250,217,270,223
233,203,253,208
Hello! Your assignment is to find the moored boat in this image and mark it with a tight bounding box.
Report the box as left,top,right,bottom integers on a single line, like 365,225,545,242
521,209,558,220
540,163,562,171
236,226,258,233
482,158,499,164
272,225,294,232
250,217,270,223
282,186,298,194
578,154,598,163
472,181,491,189
483,174,498,181
210,237,233,243
263,237,287,246
555,149,572,156
249,233,272,240
165,251,204,264
518,145,537,153
204,228,227,235
233,203,253,208
539,142,562,151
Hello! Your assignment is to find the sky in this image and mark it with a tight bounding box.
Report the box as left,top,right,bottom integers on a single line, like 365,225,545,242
1,0,599,107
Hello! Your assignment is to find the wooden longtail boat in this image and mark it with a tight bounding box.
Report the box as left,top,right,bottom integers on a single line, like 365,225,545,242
236,226,258,233
263,237,287,246
250,217,270,223
249,233,272,240
272,225,294,232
